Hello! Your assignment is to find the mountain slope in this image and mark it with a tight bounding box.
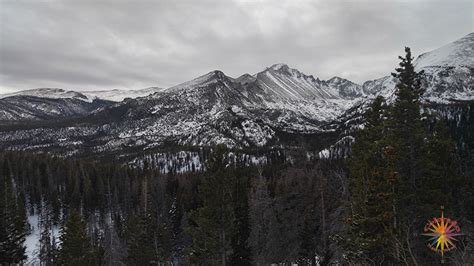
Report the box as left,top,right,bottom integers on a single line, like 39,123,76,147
0,33,472,160
0,96,111,121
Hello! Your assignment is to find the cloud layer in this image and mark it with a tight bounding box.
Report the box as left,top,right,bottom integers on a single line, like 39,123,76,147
0,0,472,93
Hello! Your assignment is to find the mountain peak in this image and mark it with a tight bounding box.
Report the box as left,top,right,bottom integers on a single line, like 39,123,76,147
208,70,228,80
269,63,290,71
414,32,474,69
166,70,232,93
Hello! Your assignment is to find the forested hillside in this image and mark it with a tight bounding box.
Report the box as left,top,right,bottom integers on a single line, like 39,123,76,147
0,147,350,264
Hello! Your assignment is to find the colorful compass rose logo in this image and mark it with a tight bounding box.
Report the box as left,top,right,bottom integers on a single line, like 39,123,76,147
421,209,463,257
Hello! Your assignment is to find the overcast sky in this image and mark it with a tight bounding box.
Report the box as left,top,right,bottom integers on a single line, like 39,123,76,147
0,0,472,93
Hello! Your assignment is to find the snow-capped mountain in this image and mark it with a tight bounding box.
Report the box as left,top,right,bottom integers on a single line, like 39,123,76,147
82,87,165,102
0,88,92,101
0,87,164,102
0,87,165,121
362,33,473,104
248,64,363,122
0,33,472,160
0,65,365,154
415,33,473,69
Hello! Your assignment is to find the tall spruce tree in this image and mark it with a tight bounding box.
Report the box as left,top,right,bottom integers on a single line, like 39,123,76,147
58,210,96,265
389,47,428,215
38,213,56,266
387,47,432,264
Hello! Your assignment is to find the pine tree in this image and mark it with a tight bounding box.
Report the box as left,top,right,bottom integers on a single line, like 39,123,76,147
58,210,96,265
125,174,159,265
230,168,252,266
388,47,426,216
39,213,55,266
125,212,157,265
386,47,432,263
0,158,27,264
187,145,235,265
103,180,125,266
248,166,276,265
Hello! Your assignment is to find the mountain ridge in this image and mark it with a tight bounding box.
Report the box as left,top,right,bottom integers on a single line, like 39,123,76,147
0,33,472,160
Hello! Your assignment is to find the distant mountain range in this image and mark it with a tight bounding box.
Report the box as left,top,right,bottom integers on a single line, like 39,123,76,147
0,33,472,163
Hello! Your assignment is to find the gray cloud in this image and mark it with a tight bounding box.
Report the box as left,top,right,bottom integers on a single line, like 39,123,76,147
0,0,472,93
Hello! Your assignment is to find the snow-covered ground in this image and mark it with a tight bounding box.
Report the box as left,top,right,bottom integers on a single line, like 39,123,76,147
25,214,60,265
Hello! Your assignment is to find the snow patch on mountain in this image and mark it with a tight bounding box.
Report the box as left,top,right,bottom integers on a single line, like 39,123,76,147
83,87,164,102
0,88,91,102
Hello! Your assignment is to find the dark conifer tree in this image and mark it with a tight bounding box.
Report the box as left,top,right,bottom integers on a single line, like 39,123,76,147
387,47,427,219
58,210,96,265
125,210,157,264
39,213,56,266
187,145,235,265
0,158,27,264
344,96,395,264
248,166,276,265
125,174,159,265
230,167,252,266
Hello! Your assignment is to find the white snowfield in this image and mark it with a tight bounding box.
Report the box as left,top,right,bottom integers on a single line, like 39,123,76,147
0,88,93,101
414,32,474,69
0,87,165,102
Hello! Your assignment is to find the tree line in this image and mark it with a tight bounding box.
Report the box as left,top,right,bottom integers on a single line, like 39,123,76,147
0,146,347,265
341,47,473,265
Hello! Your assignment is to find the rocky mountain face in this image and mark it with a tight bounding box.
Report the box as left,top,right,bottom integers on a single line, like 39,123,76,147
0,33,472,164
